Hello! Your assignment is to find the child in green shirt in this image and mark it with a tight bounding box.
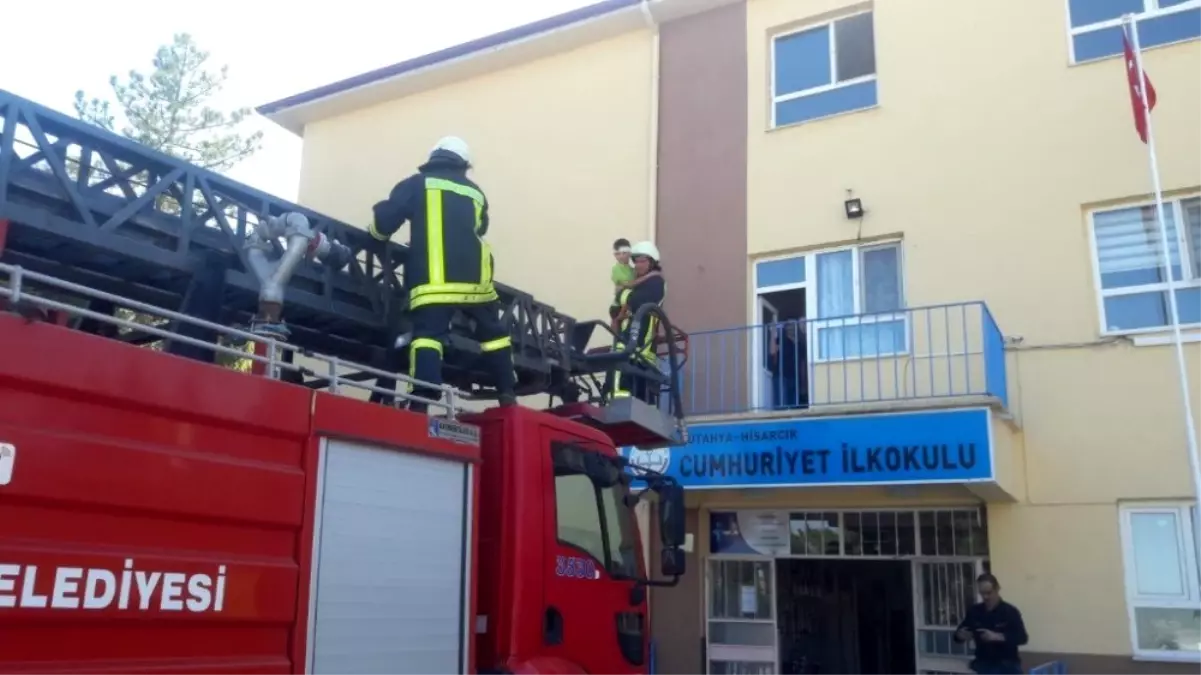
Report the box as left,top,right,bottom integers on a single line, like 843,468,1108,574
611,238,635,319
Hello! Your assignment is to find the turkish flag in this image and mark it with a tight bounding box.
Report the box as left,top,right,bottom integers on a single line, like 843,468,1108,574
1122,25,1157,144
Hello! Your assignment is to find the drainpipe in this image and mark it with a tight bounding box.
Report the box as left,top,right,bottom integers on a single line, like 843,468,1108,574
641,0,661,247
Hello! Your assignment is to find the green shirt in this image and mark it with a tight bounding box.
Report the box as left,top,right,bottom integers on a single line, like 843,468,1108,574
611,263,635,306
612,263,635,285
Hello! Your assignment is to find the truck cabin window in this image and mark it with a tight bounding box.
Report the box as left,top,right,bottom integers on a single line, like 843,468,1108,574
552,443,639,579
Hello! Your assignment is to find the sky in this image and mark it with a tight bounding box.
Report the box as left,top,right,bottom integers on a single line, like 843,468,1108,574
2,0,594,201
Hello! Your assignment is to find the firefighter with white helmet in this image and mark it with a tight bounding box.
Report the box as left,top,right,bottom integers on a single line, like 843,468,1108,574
611,240,666,402
368,136,516,412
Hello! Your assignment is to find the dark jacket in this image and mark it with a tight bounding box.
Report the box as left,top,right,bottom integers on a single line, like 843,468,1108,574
955,600,1028,667
370,151,496,308
619,274,666,357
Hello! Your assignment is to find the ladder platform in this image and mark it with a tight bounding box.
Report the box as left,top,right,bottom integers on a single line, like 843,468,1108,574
548,399,686,449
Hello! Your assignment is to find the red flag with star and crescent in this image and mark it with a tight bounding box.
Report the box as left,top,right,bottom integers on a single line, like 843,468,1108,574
1121,25,1157,144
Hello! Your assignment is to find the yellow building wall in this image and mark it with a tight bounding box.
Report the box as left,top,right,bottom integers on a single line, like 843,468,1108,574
296,30,655,326
746,0,1201,659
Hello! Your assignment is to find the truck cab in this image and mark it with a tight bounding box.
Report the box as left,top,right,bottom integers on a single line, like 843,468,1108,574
472,405,684,675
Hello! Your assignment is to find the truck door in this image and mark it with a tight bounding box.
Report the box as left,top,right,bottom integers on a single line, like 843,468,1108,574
541,435,646,674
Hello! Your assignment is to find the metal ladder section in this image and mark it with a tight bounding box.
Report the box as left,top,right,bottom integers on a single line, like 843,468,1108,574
0,262,466,417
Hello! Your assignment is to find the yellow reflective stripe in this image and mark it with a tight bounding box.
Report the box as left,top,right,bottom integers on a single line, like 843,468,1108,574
368,220,389,241
480,239,492,284
411,337,443,355
425,177,485,206
474,201,483,234
411,282,495,298
409,289,499,309
426,189,445,284
480,336,511,352
407,338,442,393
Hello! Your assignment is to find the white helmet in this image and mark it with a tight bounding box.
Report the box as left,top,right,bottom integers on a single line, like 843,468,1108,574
431,136,471,164
630,241,660,262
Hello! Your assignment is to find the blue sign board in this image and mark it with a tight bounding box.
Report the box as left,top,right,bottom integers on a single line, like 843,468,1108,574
622,408,993,489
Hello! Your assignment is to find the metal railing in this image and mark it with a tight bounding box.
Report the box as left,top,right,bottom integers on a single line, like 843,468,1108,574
678,301,1008,416
1029,660,1066,674
0,263,467,416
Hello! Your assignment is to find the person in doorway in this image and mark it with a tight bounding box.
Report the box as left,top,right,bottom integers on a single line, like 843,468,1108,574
610,241,666,403
954,573,1029,674
367,136,517,413
767,321,808,410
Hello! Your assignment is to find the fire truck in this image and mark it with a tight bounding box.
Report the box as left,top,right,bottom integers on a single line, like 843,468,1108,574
0,90,690,674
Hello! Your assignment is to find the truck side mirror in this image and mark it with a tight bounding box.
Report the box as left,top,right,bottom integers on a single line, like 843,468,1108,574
660,546,686,578
657,484,685,548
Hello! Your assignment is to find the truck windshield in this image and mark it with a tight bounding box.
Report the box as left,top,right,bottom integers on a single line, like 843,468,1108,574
552,443,640,579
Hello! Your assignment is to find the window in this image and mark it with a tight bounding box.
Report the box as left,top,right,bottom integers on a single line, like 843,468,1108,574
1068,0,1201,64
771,11,878,127
1119,504,1201,660
753,242,907,362
813,242,906,360
1089,196,1201,334
553,444,639,578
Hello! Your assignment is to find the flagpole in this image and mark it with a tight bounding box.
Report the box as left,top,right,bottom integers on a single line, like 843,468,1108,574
1124,14,1201,539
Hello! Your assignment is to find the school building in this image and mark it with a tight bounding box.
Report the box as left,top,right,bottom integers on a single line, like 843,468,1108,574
258,0,1201,672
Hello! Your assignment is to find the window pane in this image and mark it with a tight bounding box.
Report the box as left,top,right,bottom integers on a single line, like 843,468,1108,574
556,474,605,563
1161,0,1194,7
708,559,774,620
601,484,639,578
861,245,903,313
817,250,854,317
774,26,831,96
1068,0,1143,28
1094,205,1182,289
1130,511,1186,597
1184,197,1201,279
774,80,878,126
1133,606,1201,653
834,12,876,81
1104,291,1169,331
1104,289,1201,331
818,319,906,360
709,660,775,675
756,256,805,288
1074,10,1201,62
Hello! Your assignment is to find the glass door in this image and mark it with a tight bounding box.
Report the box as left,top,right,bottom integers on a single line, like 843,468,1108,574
912,559,986,674
707,558,778,674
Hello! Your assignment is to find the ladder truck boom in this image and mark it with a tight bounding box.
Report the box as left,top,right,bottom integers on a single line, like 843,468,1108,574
0,89,687,446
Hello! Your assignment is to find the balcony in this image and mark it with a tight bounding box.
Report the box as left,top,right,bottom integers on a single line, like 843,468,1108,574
677,301,1008,418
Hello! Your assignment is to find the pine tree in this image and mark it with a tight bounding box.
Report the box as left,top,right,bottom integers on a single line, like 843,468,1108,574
72,33,263,364
73,32,263,172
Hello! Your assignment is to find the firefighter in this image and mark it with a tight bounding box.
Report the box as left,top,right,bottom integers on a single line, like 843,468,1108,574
368,136,516,413
611,241,666,403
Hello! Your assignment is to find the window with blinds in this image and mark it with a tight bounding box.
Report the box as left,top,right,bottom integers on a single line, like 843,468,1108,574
1090,196,1201,333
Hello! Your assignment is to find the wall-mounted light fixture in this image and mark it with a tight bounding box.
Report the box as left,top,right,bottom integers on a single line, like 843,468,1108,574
844,189,865,220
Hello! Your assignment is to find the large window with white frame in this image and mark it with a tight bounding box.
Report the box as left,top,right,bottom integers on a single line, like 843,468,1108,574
753,241,906,362
1088,196,1201,335
771,10,878,128
1118,503,1200,660
1067,0,1201,64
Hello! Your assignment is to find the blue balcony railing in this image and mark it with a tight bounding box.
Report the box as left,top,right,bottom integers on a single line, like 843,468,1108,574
1029,661,1067,675
676,301,1008,417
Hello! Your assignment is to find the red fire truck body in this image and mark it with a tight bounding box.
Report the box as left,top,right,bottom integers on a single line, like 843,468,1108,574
0,90,689,674
0,292,684,675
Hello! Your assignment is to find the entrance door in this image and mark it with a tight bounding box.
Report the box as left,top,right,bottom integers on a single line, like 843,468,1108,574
913,560,985,674
707,558,778,674
754,297,780,411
